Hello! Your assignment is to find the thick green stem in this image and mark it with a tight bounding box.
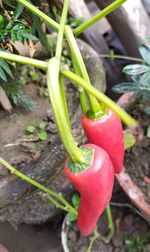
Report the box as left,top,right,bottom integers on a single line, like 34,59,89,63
62,69,138,126
74,0,126,36
55,0,70,59
16,0,59,31
59,74,71,130
0,51,48,70
0,53,137,126
0,158,77,215
65,25,100,114
72,56,88,113
47,58,85,163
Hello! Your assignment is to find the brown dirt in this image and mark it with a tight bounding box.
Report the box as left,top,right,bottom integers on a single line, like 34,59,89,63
0,84,50,177
124,101,150,199
66,203,150,251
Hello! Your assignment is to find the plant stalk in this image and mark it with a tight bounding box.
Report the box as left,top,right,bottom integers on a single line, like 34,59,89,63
0,51,48,70
55,0,70,59
62,69,138,126
74,0,126,36
0,53,137,126
65,25,101,114
16,0,59,31
0,158,77,215
47,58,85,163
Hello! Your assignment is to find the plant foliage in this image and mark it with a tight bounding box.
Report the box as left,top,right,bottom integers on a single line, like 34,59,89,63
113,43,150,115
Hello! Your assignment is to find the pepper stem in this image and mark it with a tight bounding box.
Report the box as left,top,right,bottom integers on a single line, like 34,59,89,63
47,58,85,164
74,0,126,36
65,25,101,114
0,158,77,215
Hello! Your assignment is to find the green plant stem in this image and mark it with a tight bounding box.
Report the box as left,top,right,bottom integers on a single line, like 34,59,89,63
16,0,59,31
87,228,99,252
65,25,100,114
55,0,70,59
91,54,144,63
59,74,71,130
105,205,115,243
0,157,77,215
62,69,138,126
0,53,137,126
0,51,48,70
74,0,126,36
47,58,85,163
72,56,88,113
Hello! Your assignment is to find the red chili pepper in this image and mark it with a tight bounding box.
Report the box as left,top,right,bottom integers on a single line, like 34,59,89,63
82,110,124,174
64,143,114,236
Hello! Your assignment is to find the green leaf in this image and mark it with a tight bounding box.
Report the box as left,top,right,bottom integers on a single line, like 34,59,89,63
38,131,48,141
26,125,35,134
29,71,39,81
123,64,150,75
67,212,77,222
139,44,150,65
20,31,37,41
39,121,46,130
112,83,137,93
31,15,48,48
14,3,24,19
140,71,150,89
0,59,11,74
0,67,7,81
72,194,80,208
124,130,136,150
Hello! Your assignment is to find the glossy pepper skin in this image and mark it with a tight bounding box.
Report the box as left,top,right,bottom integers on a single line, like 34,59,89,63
82,110,124,174
64,143,114,236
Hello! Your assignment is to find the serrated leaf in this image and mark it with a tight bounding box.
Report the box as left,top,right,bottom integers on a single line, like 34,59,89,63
0,67,7,81
38,131,47,141
14,3,24,19
147,126,150,138
39,121,46,130
112,83,137,93
123,64,150,75
124,130,136,150
26,125,35,134
67,212,77,222
139,44,150,65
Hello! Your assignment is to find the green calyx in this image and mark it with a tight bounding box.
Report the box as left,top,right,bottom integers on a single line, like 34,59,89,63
68,146,94,174
86,104,107,119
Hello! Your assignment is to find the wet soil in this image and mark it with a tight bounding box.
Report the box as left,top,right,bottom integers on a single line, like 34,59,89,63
124,101,150,199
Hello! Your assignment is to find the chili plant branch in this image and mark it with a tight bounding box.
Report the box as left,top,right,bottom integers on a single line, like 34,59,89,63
62,70,138,126
0,51,137,126
0,158,77,215
0,51,48,70
74,0,126,36
65,25,101,114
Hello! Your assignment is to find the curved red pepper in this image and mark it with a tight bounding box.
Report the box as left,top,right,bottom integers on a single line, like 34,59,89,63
64,143,114,236
82,110,124,174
